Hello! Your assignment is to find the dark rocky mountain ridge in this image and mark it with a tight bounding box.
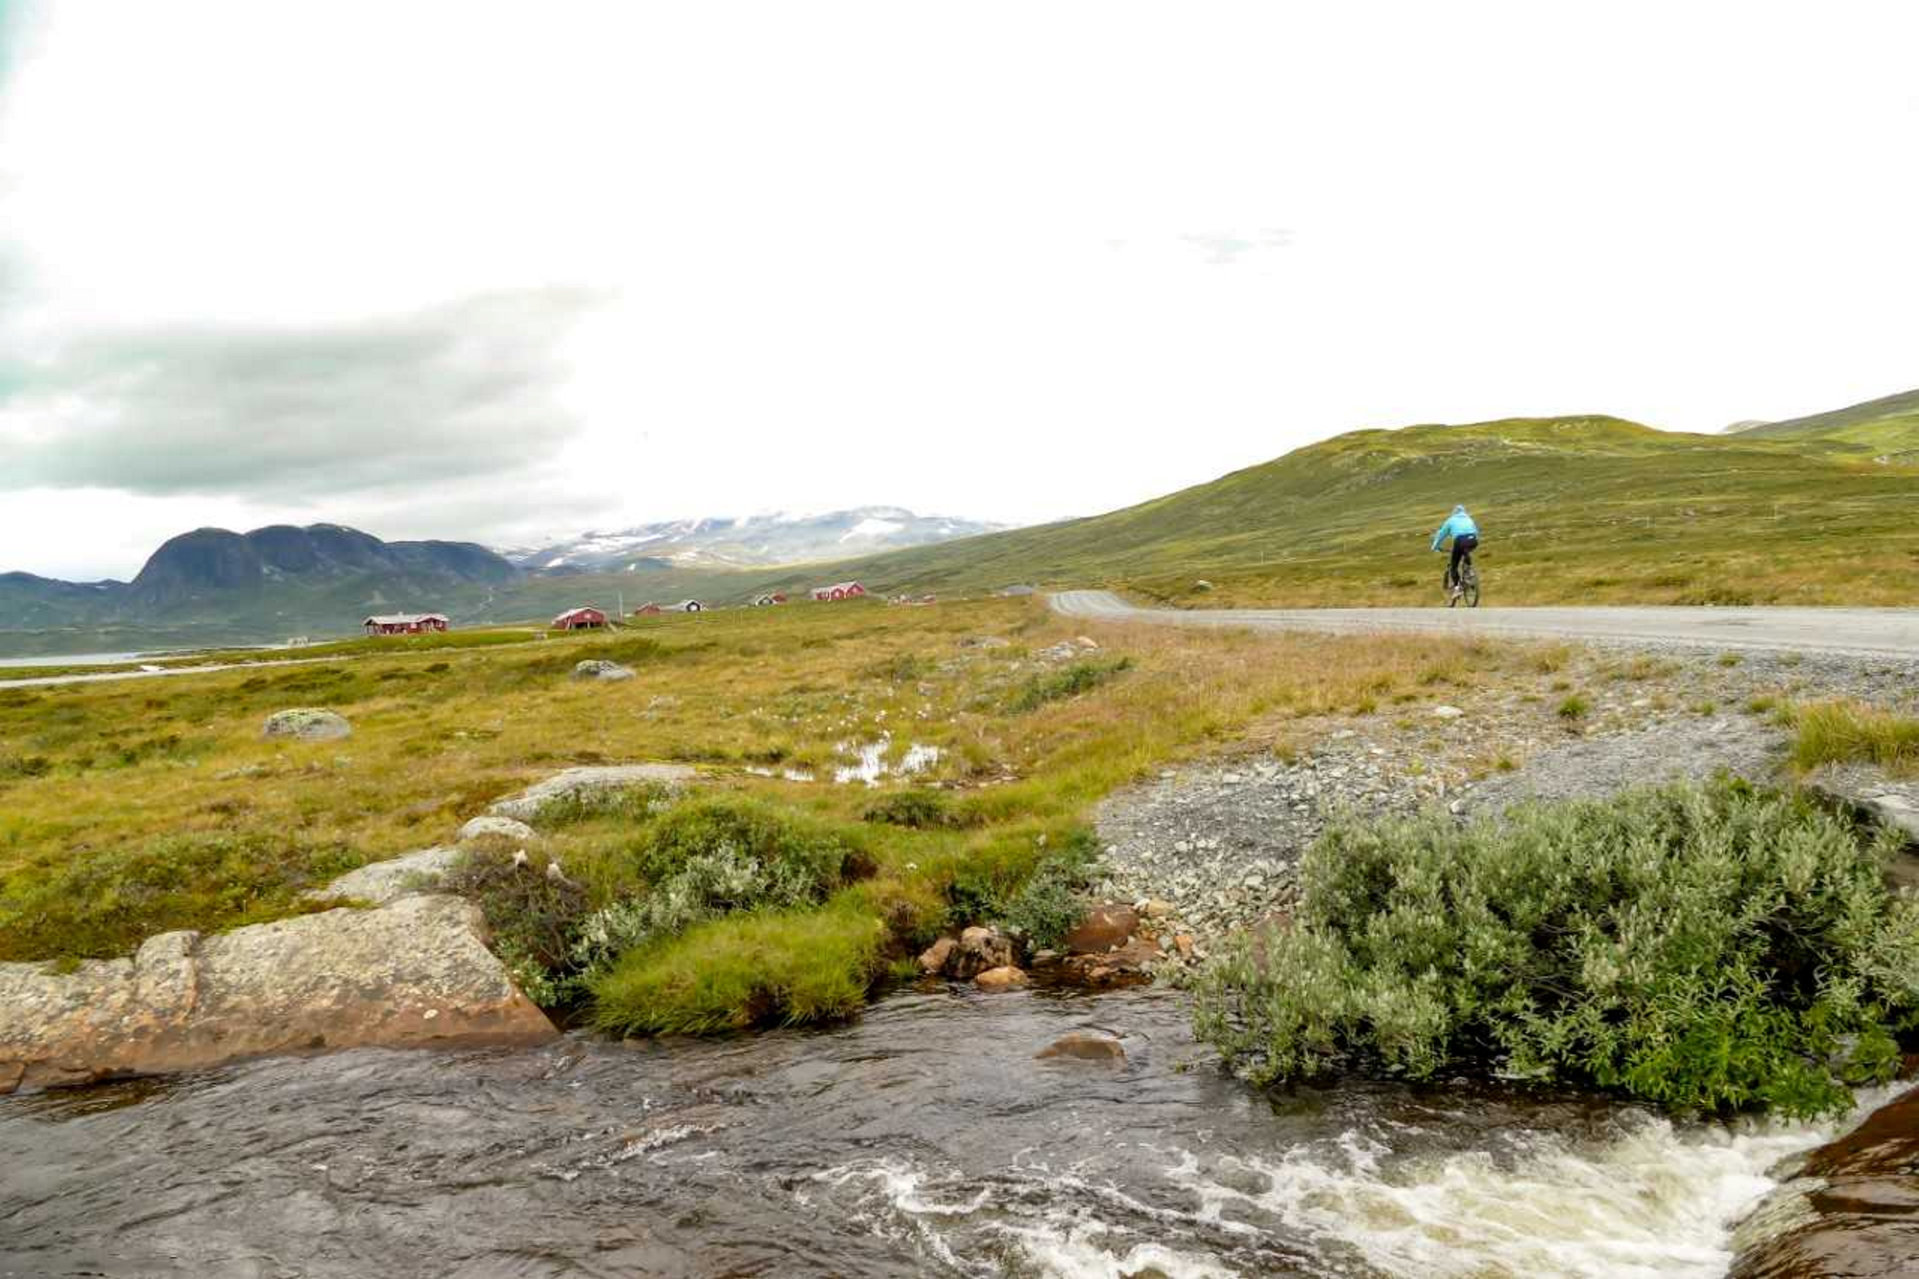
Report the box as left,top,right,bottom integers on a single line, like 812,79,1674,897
125,524,521,609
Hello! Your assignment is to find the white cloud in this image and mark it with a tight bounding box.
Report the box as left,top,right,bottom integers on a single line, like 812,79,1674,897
0,0,1916,578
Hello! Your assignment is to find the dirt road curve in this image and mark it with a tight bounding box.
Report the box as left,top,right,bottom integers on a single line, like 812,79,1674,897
1051,590,1919,660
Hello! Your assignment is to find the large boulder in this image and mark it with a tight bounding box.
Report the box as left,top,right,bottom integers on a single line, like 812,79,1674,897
1729,1086,1919,1277
572,659,635,682
262,707,351,741
305,845,462,905
488,763,698,821
0,895,555,1095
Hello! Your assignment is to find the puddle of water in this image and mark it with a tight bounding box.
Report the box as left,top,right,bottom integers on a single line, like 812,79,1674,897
745,766,819,782
832,735,943,786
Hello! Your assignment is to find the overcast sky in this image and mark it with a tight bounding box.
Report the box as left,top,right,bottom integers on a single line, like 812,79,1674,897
1,1,1915,580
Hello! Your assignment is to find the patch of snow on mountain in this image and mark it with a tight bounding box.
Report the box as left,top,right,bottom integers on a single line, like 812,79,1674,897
840,517,906,542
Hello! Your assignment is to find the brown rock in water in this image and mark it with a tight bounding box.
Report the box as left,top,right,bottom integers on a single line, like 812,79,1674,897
918,937,958,974
1058,936,1161,988
973,966,1029,991
1729,1085,1919,1278
949,926,1017,979
1062,904,1139,955
1036,1031,1126,1063
0,895,556,1095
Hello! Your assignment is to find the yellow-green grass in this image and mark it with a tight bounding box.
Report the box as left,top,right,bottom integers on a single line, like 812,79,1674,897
1789,700,1919,775
0,596,1538,1028
590,893,889,1034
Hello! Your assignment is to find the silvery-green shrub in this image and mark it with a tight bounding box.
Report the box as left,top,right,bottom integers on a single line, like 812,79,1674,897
1194,780,1919,1117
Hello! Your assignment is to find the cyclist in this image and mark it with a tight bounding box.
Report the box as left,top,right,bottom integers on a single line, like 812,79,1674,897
1431,505,1480,592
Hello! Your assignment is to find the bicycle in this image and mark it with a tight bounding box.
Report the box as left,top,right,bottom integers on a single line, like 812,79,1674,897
1446,550,1480,608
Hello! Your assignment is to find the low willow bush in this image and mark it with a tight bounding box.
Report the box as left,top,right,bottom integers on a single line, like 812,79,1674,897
1194,781,1919,1118
1007,658,1133,713
441,846,590,1007
945,828,1102,949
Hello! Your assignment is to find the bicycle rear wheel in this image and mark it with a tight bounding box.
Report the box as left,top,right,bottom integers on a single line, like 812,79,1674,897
1461,562,1481,608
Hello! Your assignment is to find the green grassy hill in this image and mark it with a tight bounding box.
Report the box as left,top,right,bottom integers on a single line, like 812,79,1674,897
725,407,1919,608
1728,388,1919,463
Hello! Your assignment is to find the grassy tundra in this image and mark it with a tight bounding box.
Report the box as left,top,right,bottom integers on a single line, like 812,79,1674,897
0,597,1526,1029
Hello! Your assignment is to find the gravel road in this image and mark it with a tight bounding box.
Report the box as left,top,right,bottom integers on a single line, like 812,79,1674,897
1053,590,1919,659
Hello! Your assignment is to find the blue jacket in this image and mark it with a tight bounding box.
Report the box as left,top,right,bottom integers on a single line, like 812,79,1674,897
1431,507,1478,551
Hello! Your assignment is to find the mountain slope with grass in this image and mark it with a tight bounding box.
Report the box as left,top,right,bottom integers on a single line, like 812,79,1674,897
1728,387,1919,458
741,404,1919,607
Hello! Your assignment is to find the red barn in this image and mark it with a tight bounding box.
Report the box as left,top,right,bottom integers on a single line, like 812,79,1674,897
811,581,867,602
632,602,663,616
363,613,449,636
552,606,608,631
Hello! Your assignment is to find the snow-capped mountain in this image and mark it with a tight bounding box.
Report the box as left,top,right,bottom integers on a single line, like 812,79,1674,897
500,507,1007,573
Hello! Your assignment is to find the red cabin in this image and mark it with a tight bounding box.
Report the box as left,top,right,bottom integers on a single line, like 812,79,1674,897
632,602,663,616
363,612,449,636
552,606,608,631
810,581,867,602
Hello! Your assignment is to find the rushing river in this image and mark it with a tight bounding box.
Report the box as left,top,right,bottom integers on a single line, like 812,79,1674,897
0,987,1870,1278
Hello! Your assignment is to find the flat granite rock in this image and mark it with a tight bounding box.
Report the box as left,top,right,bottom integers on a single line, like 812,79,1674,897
488,763,697,820
457,815,537,844
0,894,555,1095
1806,766,1919,844
306,846,463,905
1803,765,1919,892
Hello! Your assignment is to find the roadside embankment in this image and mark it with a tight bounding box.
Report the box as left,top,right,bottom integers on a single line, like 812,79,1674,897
1094,637,1918,948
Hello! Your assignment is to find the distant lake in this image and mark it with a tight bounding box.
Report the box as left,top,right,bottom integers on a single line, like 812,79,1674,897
0,651,153,668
